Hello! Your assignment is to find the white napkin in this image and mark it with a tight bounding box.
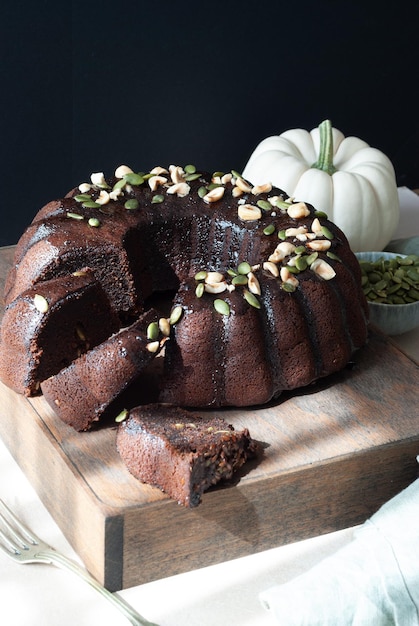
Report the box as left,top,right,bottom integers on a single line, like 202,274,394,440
260,476,419,625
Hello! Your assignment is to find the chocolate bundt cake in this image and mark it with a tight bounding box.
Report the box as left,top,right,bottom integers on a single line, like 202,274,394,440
41,310,168,431
0,269,119,396
116,405,258,507
0,164,369,412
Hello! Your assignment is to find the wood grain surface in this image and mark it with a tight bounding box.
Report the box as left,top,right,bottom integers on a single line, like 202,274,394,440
0,245,418,590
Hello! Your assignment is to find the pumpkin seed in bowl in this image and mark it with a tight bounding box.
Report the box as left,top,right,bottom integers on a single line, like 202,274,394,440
356,252,419,335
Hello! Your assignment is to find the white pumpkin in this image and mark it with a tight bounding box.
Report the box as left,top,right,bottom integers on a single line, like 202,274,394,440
242,120,400,252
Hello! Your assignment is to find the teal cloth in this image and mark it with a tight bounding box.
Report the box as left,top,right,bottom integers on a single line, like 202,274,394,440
385,236,419,256
260,478,419,625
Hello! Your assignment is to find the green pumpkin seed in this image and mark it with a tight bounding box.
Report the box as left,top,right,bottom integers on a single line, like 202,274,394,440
185,172,201,181
274,199,292,210
169,305,183,325
194,270,208,281
243,289,261,309
124,172,144,186
257,200,272,212
387,283,401,295
82,201,101,208
314,210,328,219
305,252,319,266
326,251,341,262
407,268,419,281
147,321,159,341
74,194,92,202
198,186,207,198
398,256,414,265
184,164,196,174
232,274,248,286
214,299,230,316
112,179,126,191
320,226,334,240
124,199,139,210
374,279,388,292
237,261,252,275
88,217,100,227
66,211,84,220
152,194,164,204
278,230,286,240
115,408,129,423
263,224,275,236
295,256,308,271
195,282,205,298
368,271,382,284
281,282,296,293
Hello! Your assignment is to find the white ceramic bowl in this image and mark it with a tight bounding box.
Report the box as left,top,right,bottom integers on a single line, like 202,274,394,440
355,252,419,336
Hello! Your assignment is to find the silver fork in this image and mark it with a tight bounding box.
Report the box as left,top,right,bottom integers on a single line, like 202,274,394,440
0,499,158,626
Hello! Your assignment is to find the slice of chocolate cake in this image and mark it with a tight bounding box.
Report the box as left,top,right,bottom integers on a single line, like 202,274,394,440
116,404,258,507
0,269,120,396
41,310,168,431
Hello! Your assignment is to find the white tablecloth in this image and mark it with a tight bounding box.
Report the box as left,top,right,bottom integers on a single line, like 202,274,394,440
1,188,419,626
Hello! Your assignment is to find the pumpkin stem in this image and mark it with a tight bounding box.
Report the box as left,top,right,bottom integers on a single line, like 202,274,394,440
311,119,337,175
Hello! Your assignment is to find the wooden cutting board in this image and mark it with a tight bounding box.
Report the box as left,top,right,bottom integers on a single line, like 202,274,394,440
0,245,418,591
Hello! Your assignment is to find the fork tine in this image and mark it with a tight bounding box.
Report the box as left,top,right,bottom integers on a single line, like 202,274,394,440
0,525,21,555
0,499,159,625
0,499,40,549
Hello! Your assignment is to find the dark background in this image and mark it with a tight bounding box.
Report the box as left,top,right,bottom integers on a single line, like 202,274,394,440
1,0,418,246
